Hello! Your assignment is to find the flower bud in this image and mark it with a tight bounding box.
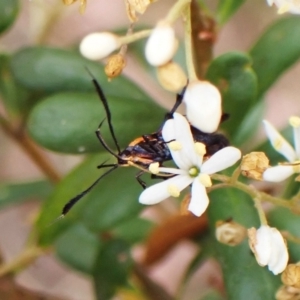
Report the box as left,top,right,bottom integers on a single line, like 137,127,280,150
282,264,300,288
215,220,247,246
248,226,288,275
125,0,156,22
183,80,222,133
80,32,121,61
145,22,178,66
276,285,300,300
156,61,187,92
241,152,269,180
105,54,126,79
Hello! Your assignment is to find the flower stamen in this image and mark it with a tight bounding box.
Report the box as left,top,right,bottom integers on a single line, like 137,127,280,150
167,184,180,197
198,173,212,187
194,142,206,156
289,116,300,128
149,162,159,174
169,140,182,151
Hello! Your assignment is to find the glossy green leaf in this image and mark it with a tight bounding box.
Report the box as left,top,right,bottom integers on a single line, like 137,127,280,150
268,207,300,262
112,218,154,244
10,47,149,100
27,92,165,154
0,54,29,117
55,222,101,274
217,0,246,25
206,52,257,137
0,0,19,34
93,239,133,300
232,100,265,147
250,16,300,97
0,180,53,209
207,188,280,299
36,153,146,245
201,290,224,300
36,154,108,246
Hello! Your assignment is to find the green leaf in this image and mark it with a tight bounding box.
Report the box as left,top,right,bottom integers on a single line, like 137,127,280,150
0,0,19,34
10,47,149,100
207,188,280,299
36,154,109,245
79,166,145,232
201,290,224,300
112,218,154,244
250,16,300,97
232,100,265,147
268,207,300,262
217,0,246,25
0,54,29,117
0,180,53,209
27,92,165,154
36,153,145,245
93,239,133,300
206,52,257,137
55,222,101,274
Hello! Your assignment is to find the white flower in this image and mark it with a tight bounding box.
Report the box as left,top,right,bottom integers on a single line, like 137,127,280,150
248,225,288,275
183,80,222,133
80,32,121,61
145,22,178,66
267,0,300,14
263,117,300,182
139,113,241,217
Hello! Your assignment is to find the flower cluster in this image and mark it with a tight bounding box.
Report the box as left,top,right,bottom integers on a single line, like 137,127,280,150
74,0,296,281
139,113,241,216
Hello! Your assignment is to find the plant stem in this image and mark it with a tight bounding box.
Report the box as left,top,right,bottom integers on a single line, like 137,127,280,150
183,2,198,81
210,174,300,213
0,115,61,183
0,246,45,277
119,29,152,45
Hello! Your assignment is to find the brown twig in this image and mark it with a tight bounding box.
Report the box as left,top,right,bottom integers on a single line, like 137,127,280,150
0,115,61,183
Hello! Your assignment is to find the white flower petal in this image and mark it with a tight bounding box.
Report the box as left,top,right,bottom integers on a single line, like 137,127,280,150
263,120,296,162
201,146,241,174
255,225,272,266
253,226,288,275
183,81,222,133
267,228,289,275
145,23,178,66
290,117,300,158
263,165,295,182
80,32,121,60
139,174,193,205
162,118,189,169
267,0,274,5
173,113,202,167
188,179,209,216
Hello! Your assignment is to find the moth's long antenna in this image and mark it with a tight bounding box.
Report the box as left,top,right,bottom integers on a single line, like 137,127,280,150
86,68,121,154
95,119,125,161
60,164,118,217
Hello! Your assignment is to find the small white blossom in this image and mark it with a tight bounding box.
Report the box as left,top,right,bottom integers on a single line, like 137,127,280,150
248,225,288,275
80,32,121,61
183,80,222,133
267,0,300,14
263,118,300,182
139,113,241,217
145,22,178,66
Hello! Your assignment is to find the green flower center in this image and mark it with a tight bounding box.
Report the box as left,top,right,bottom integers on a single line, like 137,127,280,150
189,166,199,177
